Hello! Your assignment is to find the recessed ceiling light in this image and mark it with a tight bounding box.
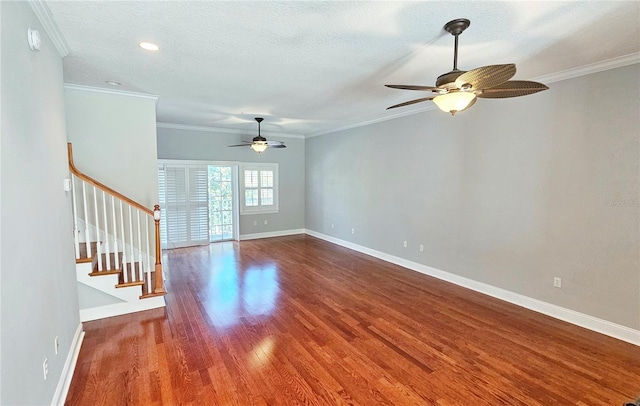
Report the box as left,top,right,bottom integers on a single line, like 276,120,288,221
139,42,159,51
105,80,121,86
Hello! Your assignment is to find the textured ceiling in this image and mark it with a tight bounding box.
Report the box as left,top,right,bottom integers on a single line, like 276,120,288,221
46,1,640,137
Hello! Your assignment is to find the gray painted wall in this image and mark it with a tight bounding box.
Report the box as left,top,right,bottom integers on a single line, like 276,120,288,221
64,89,160,208
1,2,80,404
157,127,305,236
306,64,640,330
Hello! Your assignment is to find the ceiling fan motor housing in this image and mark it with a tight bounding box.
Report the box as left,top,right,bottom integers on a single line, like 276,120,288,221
436,69,465,88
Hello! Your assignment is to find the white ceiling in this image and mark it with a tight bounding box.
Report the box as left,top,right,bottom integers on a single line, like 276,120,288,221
46,1,640,137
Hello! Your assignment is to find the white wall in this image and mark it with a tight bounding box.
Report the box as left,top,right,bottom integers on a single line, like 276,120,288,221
156,126,306,236
1,2,80,404
64,87,160,208
306,64,640,331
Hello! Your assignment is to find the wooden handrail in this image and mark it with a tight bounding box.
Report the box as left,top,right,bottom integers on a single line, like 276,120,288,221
67,143,152,216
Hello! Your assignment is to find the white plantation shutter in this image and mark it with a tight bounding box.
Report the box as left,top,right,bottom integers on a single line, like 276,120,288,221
188,166,209,244
240,163,279,214
164,165,188,247
158,164,209,248
158,165,168,246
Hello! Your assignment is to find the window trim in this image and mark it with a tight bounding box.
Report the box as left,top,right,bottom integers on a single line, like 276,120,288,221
240,163,279,215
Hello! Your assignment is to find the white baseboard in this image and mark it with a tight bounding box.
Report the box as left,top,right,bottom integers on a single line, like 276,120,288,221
304,229,640,346
79,296,165,322
240,228,305,241
51,323,84,406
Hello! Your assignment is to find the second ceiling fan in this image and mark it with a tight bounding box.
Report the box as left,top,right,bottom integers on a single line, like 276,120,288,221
228,117,286,153
386,18,548,115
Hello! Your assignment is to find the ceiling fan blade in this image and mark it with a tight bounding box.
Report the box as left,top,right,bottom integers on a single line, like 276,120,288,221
386,96,436,110
265,140,285,146
455,64,516,91
477,80,549,98
269,144,287,149
385,84,439,92
228,143,252,147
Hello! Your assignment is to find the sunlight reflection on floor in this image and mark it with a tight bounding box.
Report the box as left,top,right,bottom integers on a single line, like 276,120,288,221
204,243,280,329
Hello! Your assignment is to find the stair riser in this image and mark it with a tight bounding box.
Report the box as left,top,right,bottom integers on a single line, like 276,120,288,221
76,264,142,302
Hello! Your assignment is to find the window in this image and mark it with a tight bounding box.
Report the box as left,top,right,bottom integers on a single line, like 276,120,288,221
240,163,278,214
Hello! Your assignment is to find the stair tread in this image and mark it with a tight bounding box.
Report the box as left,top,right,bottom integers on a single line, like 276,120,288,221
116,281,145,288
140,291,167,299
88,269,121,276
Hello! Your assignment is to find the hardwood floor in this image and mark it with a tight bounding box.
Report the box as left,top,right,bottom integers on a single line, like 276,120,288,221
65,235,640,405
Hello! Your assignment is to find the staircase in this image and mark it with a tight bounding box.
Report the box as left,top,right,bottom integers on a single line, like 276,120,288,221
68,143,166,321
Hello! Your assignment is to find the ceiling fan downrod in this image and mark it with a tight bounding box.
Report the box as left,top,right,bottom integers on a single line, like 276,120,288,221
444,18,470,72
255,117,264,138
434,19,471,88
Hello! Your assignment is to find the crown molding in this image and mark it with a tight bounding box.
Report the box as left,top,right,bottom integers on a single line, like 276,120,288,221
156,122,305,140
311,54,640,139
28,0,70,57
64,84,159,104
532,52,640,84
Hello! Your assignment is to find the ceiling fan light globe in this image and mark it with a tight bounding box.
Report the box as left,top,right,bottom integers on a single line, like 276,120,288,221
251,142,268,153
433,92,476,115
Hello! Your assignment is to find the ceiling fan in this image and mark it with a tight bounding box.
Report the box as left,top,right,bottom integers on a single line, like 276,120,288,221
385,18,548,115
228,117,286,153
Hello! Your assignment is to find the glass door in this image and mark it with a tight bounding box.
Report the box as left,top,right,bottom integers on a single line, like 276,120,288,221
208,166,234,242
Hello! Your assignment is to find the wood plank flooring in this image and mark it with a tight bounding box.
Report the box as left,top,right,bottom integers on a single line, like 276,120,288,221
65,235,640,405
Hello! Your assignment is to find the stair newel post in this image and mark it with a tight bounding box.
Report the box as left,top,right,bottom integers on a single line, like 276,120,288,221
153,205,166,294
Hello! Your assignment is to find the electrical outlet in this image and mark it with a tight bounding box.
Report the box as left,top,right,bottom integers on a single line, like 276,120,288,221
403,241,408,248
264,220,268,225
554,277,562,288
419,244,424,252
43,358,48,380
331,223,334,229
54,336,59,355
351,228,355,234
253,221,257,226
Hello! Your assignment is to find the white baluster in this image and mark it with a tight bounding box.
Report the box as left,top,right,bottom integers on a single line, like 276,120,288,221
111,196,119,270
71,175,80,259
93,186,102,271
145,215,151,293
82,182,91,258
120,200,127,283
137,210,142,282
128,205,134,281
102,190,110,270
